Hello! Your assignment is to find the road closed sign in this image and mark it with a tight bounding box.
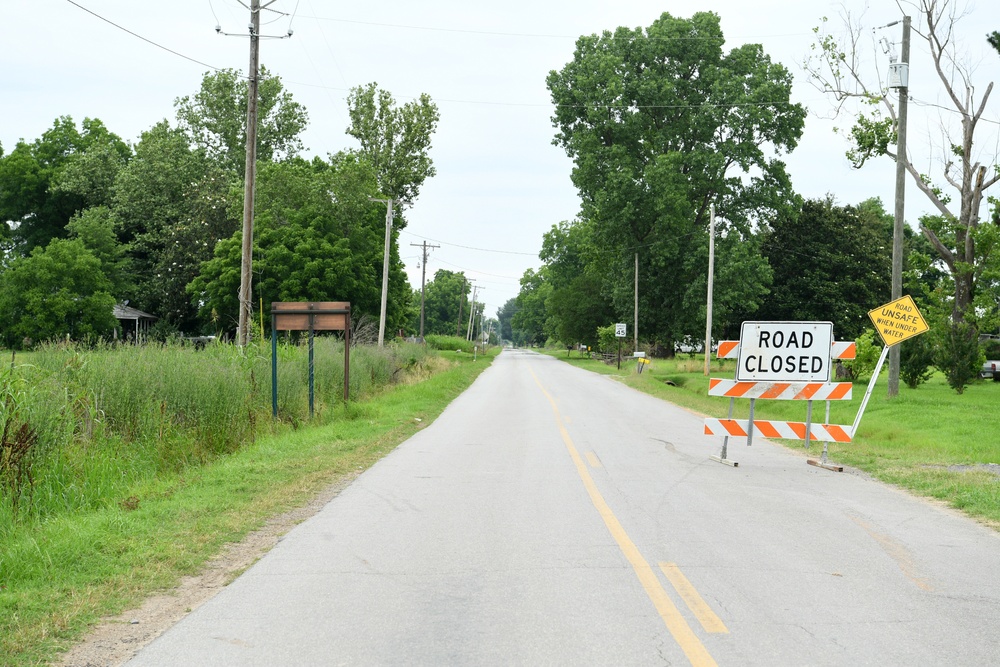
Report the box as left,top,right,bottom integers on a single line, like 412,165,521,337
736,321,834,382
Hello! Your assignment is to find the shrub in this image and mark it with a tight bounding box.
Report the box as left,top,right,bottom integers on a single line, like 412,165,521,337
842,330,884,381
932,318,984,394
900,334,935,388
424,335,475,353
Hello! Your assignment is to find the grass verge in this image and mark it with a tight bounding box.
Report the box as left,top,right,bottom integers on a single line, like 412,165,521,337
0,350,494,667
537,348,1000,527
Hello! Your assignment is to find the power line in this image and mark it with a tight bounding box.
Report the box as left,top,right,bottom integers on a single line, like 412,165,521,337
64,0,225,72
294,13,811,42
400,230,537,256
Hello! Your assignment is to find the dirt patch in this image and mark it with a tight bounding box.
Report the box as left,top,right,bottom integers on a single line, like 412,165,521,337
57,473,359,667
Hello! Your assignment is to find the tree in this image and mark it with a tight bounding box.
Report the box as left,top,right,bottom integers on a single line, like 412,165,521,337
0,117,129,255
806,0,999,326
537,220,615,348
346,83,440,205
409,269,468,336
112,121,236,331
758,196,892,340
66,206,129,297
496,298,520,344
175,67,308,176
512,268,553,346
547,12,805,349
190,155,412,336
0,239,116,348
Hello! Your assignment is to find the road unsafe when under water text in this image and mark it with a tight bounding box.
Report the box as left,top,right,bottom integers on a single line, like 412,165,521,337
735,321,834,383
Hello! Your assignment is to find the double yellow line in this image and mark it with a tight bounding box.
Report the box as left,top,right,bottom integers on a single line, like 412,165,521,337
531,369,725,667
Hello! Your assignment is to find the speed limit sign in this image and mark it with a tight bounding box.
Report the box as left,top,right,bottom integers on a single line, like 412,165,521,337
615,323,627,338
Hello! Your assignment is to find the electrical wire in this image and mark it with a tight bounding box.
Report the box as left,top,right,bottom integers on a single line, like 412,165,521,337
65,0,225,72
399,230,537,256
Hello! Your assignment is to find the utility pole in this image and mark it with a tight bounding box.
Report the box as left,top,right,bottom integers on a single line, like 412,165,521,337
456,277,473,337
410,241,439,339
467,285,483,340
888,15,911,398
370,197,400,347
237,0,262,348
704,203,716,375
634,252,639,351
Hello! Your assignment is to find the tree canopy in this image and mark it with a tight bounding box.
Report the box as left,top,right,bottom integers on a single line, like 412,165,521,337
544,11,804,349
346,83,440,205
175,67,308,176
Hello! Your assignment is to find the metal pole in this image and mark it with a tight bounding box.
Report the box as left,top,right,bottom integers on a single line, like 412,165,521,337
271,317,277,418
720,397,734,460
746,398,757,447
853,345,890,436
704,203,715,375
804,400,814,450
888,15,910,398
308,316,315,418
237,0,261,347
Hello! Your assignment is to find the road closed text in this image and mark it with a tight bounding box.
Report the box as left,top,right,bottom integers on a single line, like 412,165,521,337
736,322,834,382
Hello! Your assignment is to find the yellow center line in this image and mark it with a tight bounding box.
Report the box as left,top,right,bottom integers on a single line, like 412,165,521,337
585,452,602,468
659,563,729,634
530,368,718,667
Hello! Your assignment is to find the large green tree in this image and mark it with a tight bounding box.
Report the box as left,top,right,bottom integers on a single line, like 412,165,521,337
409,269,469,336
346,83,440,205
175,67,308,176
538,220,615,348
112,121,236,331
547,12,804,349
0,117,129,255
0,239,117,348
496,297,520,344
512,268,553,346
191,154,411,336
758,197,892,340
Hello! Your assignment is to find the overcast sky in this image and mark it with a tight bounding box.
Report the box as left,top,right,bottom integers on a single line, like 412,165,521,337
3,1,998,319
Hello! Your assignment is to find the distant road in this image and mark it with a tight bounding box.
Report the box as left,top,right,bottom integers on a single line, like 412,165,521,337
126,349,1000,666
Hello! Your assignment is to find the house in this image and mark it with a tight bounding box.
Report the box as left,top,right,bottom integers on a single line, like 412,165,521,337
113,303,157,342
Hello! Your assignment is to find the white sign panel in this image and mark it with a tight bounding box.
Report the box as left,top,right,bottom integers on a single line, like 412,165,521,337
615,323,627,338
736,321,834,382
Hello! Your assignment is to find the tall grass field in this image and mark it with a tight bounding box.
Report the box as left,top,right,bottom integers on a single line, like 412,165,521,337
1,340,494,666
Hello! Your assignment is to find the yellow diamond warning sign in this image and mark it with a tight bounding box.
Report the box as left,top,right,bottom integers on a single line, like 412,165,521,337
868,295,929,347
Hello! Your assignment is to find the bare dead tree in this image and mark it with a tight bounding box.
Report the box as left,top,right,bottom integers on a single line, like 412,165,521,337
805,0,999,323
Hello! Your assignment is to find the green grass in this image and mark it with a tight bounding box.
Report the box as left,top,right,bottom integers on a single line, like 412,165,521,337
0,348,496,667
541,348,1000,526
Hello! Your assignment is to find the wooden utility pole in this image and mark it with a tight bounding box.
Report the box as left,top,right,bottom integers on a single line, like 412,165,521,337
456,277,473,337
634,252,639,351
704,203,715,375
370,197,399,347
467,285,483,341
237,0,261,347
410,241,439,339
888,15,911,397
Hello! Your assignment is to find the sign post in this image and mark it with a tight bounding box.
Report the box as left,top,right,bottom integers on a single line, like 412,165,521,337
271,302,351,419
615,323,626,370
851,296,929,440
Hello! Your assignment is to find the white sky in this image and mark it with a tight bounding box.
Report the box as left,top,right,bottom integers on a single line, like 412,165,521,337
2,1,999,319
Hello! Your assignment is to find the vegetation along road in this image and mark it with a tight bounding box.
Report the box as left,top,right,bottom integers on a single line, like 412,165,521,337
119,349,1000,666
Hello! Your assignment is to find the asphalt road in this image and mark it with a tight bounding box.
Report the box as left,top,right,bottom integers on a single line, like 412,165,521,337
125,349,1000,666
